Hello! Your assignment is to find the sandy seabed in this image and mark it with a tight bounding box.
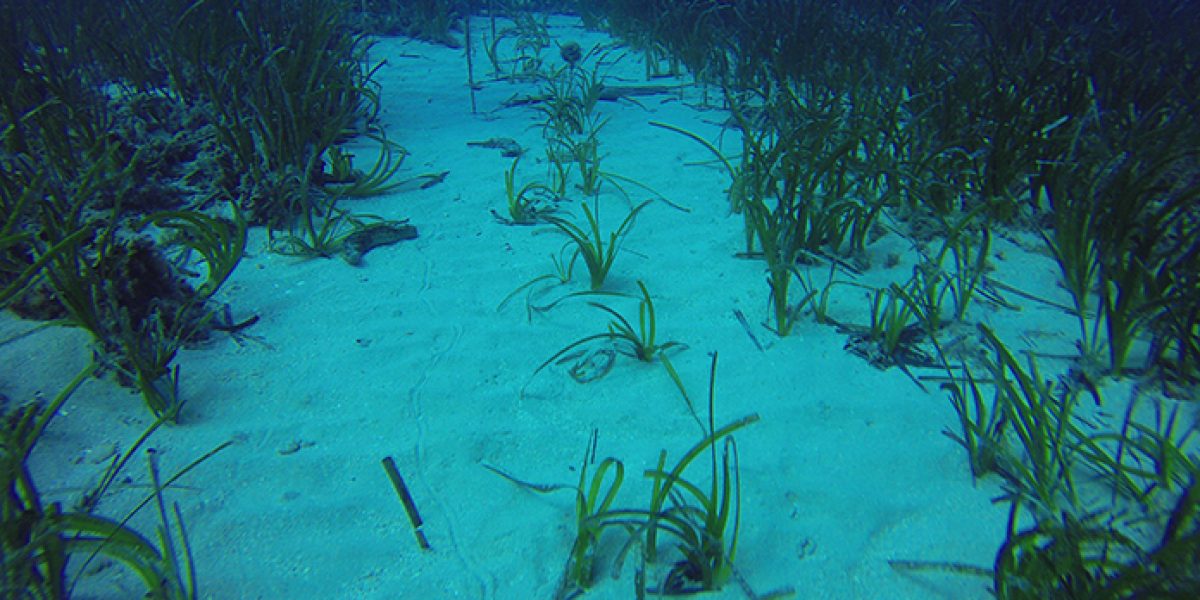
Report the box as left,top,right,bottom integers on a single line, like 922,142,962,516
2,15,1098,600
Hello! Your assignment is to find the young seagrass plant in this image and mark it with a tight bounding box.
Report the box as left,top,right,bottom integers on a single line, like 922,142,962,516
495,354,770,596
319,134,409,198
525,281,689,403
542,199,650,291
494,154,558,225
497,243,578,320
638,353,760,593
484,431,625,598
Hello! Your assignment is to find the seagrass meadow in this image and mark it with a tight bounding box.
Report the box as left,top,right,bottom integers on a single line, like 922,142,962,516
1,0,1197,598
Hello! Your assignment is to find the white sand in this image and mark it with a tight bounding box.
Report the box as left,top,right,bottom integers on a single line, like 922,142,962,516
4,16,1097,600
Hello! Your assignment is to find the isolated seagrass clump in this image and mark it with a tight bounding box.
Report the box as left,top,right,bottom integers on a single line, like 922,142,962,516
489,354,780,598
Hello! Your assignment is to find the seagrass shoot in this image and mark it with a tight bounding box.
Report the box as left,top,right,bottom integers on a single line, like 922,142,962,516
483,10,551,80
542,198,651,291
543,125,678,211
496,154,558,225
483,430,624,596
319,134,409,198
640,352,760,593
498,242,579,320
869,285,920,363
525,281,689,401
561,118,609,197
978,325,1082,518
895,210,992,333
502,353,766,595
535,51,607,139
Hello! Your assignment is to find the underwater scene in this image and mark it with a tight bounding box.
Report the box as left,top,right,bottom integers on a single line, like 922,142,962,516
1,0,1198,597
